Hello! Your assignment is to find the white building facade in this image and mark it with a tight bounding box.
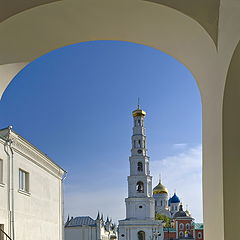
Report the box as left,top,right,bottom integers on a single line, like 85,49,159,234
0,126,66,240
64,214,117,240
118,108,163,240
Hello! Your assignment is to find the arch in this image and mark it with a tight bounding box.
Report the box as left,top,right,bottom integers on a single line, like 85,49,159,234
137,231,145,240
136,181,144,193
179,231,184,238
179,223,184,230
0,1,228,240
223,39,240,240
137,162,143,172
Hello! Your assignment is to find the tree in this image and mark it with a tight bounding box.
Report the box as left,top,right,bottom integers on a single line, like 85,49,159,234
155,213,171,227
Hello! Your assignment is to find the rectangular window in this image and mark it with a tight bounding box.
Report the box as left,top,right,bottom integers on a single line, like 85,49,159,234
19,169,29,193
0,160,3,184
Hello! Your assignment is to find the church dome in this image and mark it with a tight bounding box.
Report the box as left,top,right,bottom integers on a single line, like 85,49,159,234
173,204,188,218
153,181,168,194
132,109,146,117
169,193,180,203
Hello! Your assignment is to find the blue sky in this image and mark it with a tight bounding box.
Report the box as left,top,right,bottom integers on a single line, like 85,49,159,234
0,40,202,222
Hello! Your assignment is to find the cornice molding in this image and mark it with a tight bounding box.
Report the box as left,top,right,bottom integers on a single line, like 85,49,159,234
9,132,65,179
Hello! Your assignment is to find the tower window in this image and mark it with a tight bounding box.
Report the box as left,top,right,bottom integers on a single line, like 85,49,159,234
136,181,144,193
186,223,190,230
137,162,143,171
139,205,143,208
138,231,145,240
138,140,141,147
138,119,141,126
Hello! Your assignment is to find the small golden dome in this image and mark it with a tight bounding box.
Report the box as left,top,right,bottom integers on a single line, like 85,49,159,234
132,109,146,117
153,181,168,195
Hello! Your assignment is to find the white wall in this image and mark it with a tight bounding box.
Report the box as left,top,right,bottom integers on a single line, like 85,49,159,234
0,131,65,240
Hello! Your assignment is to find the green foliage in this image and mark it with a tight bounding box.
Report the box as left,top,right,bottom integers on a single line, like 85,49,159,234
155,213,171,227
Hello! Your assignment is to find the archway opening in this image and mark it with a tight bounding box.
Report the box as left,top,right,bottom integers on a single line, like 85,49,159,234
0,40,202,226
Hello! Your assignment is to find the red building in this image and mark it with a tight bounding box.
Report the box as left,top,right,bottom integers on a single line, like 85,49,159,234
163,204,204,240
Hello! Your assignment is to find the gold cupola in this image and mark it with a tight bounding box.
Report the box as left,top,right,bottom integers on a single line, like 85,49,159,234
132,98,146,117
153,180,168,195
132,109,146,117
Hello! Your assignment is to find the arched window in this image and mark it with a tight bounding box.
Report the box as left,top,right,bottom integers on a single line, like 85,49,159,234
179,223,184,230
179,231,184,238
138,119,141,126
198,232,202,239
137,162,143,172
186,223,190,230
138,140,141,147
138,231,145,240
136,181,144,193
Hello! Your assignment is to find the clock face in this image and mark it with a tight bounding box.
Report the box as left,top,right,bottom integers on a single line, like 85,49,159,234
137,149,142,154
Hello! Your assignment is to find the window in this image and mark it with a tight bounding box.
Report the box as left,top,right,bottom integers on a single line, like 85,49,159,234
179,231,184,238
0,160,3,184
138,231,145,240
179,223,184,230
137,162,143,172
198,232,202,239
136,181,144,193
138,140,141,147
186,223,190,230
138,119,141,126
19,169,29,192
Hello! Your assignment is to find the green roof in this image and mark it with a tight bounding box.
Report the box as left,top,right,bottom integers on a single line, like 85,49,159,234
194,223,204,230
163,228,176,232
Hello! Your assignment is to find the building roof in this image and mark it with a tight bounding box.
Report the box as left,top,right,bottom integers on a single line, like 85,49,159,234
173,204,193,219
194,223,204,230
66,216,96,227
163,228,176,232
169,193,180,203
153,180,168,195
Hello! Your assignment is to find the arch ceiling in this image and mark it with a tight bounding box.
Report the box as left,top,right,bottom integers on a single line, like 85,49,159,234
147,0,220,46
0,0,60,23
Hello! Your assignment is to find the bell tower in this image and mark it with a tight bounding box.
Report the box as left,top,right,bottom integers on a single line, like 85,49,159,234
125,106,155,220
118,105,164,240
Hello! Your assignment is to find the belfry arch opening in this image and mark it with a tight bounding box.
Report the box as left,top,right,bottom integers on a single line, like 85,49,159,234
0,40,202,231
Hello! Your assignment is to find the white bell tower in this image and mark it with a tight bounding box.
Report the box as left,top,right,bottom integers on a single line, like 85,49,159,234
118,105,163,240
126,106,155,220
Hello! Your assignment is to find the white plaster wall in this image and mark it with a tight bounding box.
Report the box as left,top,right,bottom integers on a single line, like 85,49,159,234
0,136,65,240
0,139,10,236
65,226,97,240
118,221,163,240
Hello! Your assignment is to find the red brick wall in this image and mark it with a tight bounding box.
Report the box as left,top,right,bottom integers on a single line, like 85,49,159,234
176,219,194,238
163,231,176,239
195,229,204,240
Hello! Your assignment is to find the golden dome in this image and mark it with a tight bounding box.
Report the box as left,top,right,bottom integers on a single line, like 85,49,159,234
153,181,168,195
132,109,146,117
